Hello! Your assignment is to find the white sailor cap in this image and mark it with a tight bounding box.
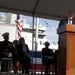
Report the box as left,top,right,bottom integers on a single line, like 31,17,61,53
2,32,9,37
44,41,50,45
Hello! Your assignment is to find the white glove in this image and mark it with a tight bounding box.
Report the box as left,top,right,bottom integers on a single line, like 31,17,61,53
8,52,12,57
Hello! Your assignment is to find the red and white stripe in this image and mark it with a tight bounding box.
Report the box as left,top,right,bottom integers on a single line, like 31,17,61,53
16,15,22,39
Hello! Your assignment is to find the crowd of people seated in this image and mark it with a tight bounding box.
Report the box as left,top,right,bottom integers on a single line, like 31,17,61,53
0,32,58,74
0,32,31,74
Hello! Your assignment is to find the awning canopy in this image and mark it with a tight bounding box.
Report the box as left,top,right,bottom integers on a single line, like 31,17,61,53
0,0,75,20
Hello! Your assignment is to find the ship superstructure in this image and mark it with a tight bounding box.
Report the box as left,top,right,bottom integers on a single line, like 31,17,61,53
22,20,47,51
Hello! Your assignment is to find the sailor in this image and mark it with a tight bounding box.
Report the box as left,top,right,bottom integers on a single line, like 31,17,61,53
42,41,54,74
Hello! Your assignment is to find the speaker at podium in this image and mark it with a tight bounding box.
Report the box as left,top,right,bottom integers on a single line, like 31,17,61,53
57,24,75,75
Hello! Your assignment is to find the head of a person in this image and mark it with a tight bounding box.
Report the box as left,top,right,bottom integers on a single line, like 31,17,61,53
44,41,50,48
68,11,75,20
19,37,25,44
13,40,19,46
2,32,9,41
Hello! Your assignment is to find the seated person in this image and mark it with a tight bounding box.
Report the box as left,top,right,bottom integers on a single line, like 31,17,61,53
42,41,54,74
0,32,13,72
17,37,31,74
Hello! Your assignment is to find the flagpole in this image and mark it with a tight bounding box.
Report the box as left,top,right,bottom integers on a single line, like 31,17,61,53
35,18,39,51
32,16,35,74
15,23,18,40
15,14,18,40
35,17,39,73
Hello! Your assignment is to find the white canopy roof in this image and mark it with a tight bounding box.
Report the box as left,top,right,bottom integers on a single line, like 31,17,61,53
0,0,75,20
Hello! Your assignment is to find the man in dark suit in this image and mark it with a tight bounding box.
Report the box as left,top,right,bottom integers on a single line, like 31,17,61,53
59,11,75,27
42,41,54,74
17,37,31,74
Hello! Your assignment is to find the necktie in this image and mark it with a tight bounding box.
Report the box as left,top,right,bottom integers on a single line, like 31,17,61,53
68,20,72,24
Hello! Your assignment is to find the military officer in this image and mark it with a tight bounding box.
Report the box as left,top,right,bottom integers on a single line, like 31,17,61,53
0,32,13,72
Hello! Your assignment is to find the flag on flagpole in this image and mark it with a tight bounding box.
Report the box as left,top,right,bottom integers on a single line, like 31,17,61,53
41,19,56,31
16,14,22,39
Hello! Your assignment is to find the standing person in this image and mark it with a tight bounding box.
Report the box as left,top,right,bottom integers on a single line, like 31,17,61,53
42,41,54,75
0,32,13,72
17,37,31,74
59,11,75,27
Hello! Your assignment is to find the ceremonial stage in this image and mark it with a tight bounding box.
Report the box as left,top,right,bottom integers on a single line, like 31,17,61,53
0,73,55,75
0,73,39,75
0,70,55,75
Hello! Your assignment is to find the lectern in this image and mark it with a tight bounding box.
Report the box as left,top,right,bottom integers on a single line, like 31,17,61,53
57,24,75,75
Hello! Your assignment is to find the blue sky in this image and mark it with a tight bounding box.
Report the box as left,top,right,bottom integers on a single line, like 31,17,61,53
22,15,60,44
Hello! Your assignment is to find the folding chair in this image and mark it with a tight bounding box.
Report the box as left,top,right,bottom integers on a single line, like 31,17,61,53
0,58,12,73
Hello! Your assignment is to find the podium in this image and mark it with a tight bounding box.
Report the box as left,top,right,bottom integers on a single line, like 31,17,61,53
57,24,75,75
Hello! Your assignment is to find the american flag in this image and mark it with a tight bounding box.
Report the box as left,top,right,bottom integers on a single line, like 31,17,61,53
16,14,22,39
